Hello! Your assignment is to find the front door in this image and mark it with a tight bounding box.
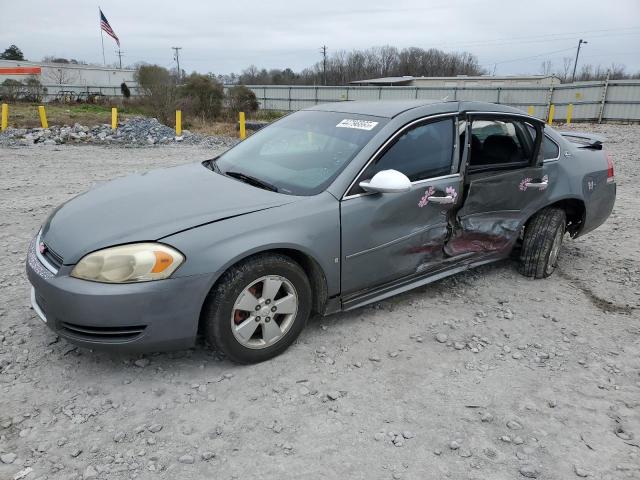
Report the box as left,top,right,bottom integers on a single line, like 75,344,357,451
446,115,547,257
340,116,461,295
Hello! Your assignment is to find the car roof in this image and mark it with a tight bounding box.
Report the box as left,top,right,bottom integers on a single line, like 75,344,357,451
306,100,532,119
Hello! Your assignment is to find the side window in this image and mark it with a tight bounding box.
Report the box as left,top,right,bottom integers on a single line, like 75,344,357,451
469,119,533,169
526,125,560,161
360,118,454,186
541,135,560,160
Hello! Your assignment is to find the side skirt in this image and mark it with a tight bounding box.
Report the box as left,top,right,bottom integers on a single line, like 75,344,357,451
338,253,507,312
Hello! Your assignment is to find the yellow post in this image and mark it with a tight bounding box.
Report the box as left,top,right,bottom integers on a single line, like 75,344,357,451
547,104,555,125
1,103,7,131
111,107,118,130
38,105,49,129
239,112,246,140
527,105,534,116
566,103,574,125
175,110,182,136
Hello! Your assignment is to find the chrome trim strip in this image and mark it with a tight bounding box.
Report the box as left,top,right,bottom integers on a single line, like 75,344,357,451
35,232,59,275
466,111,541,122
342,113,458,200
411,173,460,186
345,222,448,260
30,287,47,323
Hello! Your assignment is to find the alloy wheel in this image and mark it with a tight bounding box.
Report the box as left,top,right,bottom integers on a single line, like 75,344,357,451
230,275,298,349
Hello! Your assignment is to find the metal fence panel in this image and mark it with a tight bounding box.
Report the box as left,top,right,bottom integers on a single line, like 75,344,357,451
240,81,640,123
552,84,603,105
379,87,420,100
500,88,549,107
345,88,380,101
416,88,456,101
604,102,640,121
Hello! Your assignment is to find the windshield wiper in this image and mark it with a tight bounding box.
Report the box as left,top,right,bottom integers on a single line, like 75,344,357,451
225,170,279,192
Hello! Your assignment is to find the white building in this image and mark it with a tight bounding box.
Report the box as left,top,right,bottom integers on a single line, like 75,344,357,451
0,59,137,88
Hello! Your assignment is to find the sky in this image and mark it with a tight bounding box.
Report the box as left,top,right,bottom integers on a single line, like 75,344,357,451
2,0,639,77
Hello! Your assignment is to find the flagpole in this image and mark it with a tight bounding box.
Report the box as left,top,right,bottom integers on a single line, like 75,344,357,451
99,7,106,66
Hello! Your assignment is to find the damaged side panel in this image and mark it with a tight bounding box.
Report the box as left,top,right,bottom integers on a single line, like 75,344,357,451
447,167,547,258
340,175,463,296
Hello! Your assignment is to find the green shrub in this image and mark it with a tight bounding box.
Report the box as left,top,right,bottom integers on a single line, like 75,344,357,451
178,73,224,120
22,77,46,102
1,79,23,102
134,65,177,123
226,85,259,117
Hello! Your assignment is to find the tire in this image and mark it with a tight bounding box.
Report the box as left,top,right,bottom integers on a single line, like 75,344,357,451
202,253,312,364
519,207,566,279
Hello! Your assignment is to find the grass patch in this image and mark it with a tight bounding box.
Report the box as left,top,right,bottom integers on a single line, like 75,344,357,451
3,102,148,129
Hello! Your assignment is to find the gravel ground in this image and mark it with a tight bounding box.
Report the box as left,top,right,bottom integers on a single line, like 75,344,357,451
0,124,639,480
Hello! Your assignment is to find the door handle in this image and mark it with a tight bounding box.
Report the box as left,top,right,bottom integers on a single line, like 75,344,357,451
524,181,548,188
427,195,455,204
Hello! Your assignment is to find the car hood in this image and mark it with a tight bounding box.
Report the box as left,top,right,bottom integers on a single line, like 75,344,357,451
41,162,297,264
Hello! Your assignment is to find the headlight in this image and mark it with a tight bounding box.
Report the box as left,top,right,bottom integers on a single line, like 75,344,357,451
71,243,184,283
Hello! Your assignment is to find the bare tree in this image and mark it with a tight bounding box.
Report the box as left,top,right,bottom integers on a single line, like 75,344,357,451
540,60,553,76
234,45,486,86
43,66,79,85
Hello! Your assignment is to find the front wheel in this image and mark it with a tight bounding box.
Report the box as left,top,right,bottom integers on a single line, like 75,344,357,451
519,208,566,279
202,254,312,363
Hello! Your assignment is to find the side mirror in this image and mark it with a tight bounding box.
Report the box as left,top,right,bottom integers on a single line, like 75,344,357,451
359,169,411,194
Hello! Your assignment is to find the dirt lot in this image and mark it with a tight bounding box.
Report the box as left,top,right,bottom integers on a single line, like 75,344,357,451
0,124,639,480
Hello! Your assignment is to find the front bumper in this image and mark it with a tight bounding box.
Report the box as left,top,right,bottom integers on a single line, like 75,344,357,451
26,236,213,352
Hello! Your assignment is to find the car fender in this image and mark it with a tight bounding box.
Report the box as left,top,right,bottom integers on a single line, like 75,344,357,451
161,192,341,303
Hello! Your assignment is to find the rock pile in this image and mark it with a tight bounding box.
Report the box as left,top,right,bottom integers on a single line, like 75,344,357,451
0,117,239,148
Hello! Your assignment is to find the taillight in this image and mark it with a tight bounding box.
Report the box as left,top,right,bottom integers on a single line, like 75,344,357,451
606,153,614,183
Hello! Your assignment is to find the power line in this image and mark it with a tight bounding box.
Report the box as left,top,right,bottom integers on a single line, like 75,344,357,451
481,46,577,67
171,46,182,82
430,27,640,50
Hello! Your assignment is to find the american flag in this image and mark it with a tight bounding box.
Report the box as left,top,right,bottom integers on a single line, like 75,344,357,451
100,9,120,47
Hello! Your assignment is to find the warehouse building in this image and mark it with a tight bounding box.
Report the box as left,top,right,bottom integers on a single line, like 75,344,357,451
0,59,136,87
350,75,561,87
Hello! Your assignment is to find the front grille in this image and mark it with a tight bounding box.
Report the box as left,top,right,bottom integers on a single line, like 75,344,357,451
42,244,63,270
59,322,146,343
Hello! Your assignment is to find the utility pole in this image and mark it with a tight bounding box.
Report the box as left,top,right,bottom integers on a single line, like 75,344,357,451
115,49,124,69
172,46,182,83
320,45,327,85
571,39,588,83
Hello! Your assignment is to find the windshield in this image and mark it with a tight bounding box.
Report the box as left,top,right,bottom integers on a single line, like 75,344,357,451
216,110,388,195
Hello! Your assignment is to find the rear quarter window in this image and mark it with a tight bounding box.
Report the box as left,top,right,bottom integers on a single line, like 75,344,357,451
527,125,560,160
541,135,560,160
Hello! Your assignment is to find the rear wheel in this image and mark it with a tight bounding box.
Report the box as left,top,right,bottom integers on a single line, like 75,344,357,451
519,207,566,279
202,253,312,363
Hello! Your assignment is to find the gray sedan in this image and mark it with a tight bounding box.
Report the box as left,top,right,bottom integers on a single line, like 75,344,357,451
26,100,616,363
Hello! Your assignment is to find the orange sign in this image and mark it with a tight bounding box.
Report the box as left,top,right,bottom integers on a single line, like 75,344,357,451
0,67,41,75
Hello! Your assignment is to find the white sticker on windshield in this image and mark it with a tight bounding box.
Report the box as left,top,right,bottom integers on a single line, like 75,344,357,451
336,119,379,131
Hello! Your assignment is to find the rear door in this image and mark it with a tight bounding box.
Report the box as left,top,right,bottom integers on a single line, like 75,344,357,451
340,115,462,295
447,114,546,257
